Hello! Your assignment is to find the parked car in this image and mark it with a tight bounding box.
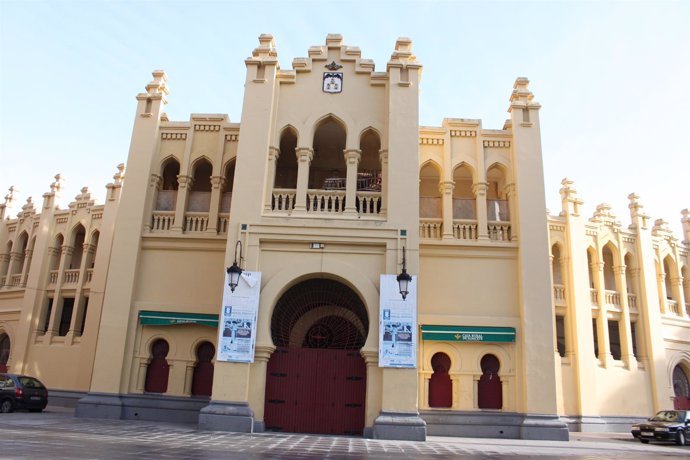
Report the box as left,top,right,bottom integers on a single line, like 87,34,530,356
0,373,48,413
631,410,689,445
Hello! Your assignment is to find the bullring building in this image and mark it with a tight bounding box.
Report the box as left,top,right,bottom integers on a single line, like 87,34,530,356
1,35,689,441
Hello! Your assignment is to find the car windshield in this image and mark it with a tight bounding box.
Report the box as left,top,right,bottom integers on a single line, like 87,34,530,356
18,377,45,389
650,411,684,422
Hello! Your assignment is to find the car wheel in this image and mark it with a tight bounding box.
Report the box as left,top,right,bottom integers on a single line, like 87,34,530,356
0,399,12,413
640,439,649,444
677,430,686,446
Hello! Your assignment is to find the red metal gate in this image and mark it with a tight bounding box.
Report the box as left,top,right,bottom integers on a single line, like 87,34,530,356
265,347,366,435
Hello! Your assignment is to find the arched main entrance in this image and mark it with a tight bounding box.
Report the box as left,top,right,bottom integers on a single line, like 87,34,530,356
264,278,368,435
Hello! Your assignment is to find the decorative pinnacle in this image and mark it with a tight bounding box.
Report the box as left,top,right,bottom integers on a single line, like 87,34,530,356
114,163,126,184
510,77,534,103
50,174,64,193
252,34,277,58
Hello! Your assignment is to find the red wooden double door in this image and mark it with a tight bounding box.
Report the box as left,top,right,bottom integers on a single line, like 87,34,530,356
264,347,366,435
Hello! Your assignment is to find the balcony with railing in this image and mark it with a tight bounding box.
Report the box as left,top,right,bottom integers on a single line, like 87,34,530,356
151,211,175,231
63,269,80,284
419,197,511,242
604,290,621,308
590,289,599,306
667,299,681,316
553,284,566,307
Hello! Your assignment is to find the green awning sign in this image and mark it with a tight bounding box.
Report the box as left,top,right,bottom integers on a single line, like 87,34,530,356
421,325,515,343
139,311,219,328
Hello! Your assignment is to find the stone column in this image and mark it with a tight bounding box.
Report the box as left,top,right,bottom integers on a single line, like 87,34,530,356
505,183,518,242
472,182,489,241
361,350,382,438
657,268,668,314
19,248,33,287
206,176,226,234
594,260,612,366
0,253,9,287
248,345,275,432
143,174,162,232
379,150,388,215
293,148,313,213
671,276,687,318
440,181,454,239
344,149,361,215
172,175,193,232
263,147,280,213
615,265,637,370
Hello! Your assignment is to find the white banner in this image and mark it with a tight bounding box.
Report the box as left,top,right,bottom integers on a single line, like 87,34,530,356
217,271,261,363
379,274,417,368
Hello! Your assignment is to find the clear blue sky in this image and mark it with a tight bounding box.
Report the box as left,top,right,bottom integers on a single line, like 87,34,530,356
1,1,688,237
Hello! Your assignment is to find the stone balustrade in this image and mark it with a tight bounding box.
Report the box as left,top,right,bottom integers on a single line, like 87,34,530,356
553,284,566,306
85,269,93,284
420,219,443,239
604,290,620,307
49,271,58,285
488,221,511,241
63,269,80,284
218,213,229,234
306,189,346,213
356,191,381,214
453,220,478,240
627,293,637,310
184,212,209,233
272,189,296,212
151,211,175,231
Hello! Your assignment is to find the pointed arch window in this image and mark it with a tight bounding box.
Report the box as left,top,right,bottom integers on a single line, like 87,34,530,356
156,159,180,211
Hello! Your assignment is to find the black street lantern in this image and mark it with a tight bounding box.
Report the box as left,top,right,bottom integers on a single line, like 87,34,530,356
227,240,244,292
397,246,412,300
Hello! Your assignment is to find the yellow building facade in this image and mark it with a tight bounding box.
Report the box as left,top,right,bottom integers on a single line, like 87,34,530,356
1,35,688,441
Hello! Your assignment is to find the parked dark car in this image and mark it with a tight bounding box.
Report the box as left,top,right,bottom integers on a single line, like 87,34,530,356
631,410,689,445
0,373,48,413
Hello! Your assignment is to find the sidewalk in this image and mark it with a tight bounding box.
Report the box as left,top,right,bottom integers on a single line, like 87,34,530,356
2,406,688,459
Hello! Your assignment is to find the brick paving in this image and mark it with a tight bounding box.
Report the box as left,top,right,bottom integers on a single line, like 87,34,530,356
1,406,688,459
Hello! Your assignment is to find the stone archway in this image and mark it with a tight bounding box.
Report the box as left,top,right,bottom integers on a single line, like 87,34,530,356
673,364,690,410
264,278,368,435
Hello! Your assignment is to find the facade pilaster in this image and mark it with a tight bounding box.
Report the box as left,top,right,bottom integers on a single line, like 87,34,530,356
79,70,168,404
344,149,361,215
508,78,565,439
627,193,669,411
10,177,63,372
559,179,598,418
263,147,280,213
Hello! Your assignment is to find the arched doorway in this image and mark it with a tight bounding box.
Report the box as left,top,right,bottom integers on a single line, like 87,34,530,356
191,341,215,397
144,339,170,393
478,354,502,409
673,364,690,410
428,352,452,408
264,278,368,435
0,333,10,373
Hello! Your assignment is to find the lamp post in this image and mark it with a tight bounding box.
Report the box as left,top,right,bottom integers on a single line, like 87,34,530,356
227,240,243,292
397,246,412,300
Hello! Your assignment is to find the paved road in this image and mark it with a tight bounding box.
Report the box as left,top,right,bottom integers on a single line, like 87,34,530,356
1,406,688,459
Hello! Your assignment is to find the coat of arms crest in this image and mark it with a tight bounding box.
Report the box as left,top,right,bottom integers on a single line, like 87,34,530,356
323,62,343,94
